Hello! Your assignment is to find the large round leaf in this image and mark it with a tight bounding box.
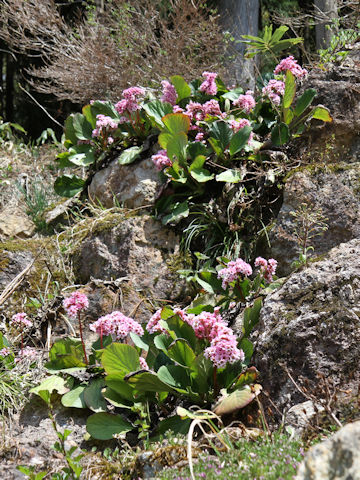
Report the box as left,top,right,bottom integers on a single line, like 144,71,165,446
87,413,133,440
54,175,85,198
101,343,140,376
61,385,87,409
84,378,107,413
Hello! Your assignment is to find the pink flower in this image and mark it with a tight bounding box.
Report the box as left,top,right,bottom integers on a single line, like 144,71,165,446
218,258,253,289
255,257,278,283
147,309,167,334
11,312,32,329
115,86,145,115
151,149,172,170
204,333,245,368
139,356,149,370
199,71,218,96
173,105,184,113
161,80,177,105
0,347,11,357
91,114,119,143
274,56,308,78
191,308,224,340
195,131,205,142
233,92,256,113
89,311,143,340
185,101,206,122
63,291,89,319
15,346,38,363
203,99,226,118
173,308,195,327
228,118,254,144
262,80,285,105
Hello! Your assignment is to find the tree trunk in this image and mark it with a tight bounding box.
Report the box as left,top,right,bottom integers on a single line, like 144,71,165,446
218,0,259,89
314,0,338,50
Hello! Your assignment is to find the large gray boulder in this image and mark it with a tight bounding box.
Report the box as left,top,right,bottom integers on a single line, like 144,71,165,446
295,421,360,480
88,158,161,209
270,163,360,275
255,238,360,411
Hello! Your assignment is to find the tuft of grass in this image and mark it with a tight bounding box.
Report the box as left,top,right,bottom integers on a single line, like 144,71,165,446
158,432,304,480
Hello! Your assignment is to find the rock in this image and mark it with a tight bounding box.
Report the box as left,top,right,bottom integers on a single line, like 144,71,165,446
0,249,34,290
286,401,325,435
0,206,35,238
73,214,188,307
88,158,161,209
295,421,360,480
255,238,360,411
44,197,78,227
270,163,360,275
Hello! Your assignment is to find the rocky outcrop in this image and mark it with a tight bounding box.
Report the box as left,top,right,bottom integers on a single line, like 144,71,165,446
270,163,360,275
255,238,360,411
73,215,188,304
295,421,360,480
0,206,35,239
88,158,161,209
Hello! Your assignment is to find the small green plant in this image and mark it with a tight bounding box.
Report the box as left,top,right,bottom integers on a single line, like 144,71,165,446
16,179,50,230
290,202,328,268
318,21,360,65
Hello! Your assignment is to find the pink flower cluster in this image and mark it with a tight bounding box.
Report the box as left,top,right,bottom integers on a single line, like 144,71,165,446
255,257,278,283
11,312,32,329
199,71,218,96
184,100,225,122
161,80,177,105
139,356,149,370
15,346,38,363
233,91,256,113
115,86,145,115
274,56,308,78
89,311,144,340
146,308,194,334
218,258,253,289
63,291,89,319
262,80,285,105
92,114,119,141
0,347,11,357
228,118,254,144
151,149,172,170
204,332,245,368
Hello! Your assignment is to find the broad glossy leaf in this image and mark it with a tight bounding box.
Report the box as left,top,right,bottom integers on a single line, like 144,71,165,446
170,75,192,102
61,385,87,409
294,89,317,117
213,384,262,415
84,378,107,413
87,413,133,440
68,144,95,166
54,175,85,198
239,337,254,365
272,38,303,53
82,104,96,128
221,87,244,101
189,155,207,171
30,375,69,404
162,113,190,134
157,365,189,393
154,334,173,352
130,332,149,352
283,71,296,109
101,343,140,376
64,115,77,145
151,415,191,439
270,25,288,43
215,169,243,183
311,106,332,122
118,146,143,165
90,100,118,119
243,297,262,337
165,132,188,161
45,338,86,370
102,386,132,408
196,271,223,294
105,373,136,402
167,339,196,367
125,371,174,393
72,113,93,141
209,121,232,151
143,100,173,127
229,126,252,156
187,141,208,160
283,109,294,125
271,122,290,146
162,316,197,350
162,201,189,225
190,168,214,183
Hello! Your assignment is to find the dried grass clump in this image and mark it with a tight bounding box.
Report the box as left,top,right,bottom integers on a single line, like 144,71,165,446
0,0,227,104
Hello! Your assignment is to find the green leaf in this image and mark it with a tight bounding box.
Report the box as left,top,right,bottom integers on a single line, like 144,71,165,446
196,271,223,294
82,104,96,128
162,316,197,351
151,415,191,439
167,339,196,367
162,201,189,225
233,366,258,390
170,75,192,102
294,89,317,117
229,125,252,156
68,144,95,166
125,371,174,393
162,113,190,134
190,168,214,183
157,365,189,393
239,337,254,365
311,106,333,122
221,87,244,101
187,141,208,160
102,386,132,408
209,121,232,151
118,146,143,165
64,115,78,145
45,338,86,370
90,100,118,119
72,113,93,141
56,152,73,169
270,25,288,43
105,374,135,402
271,38,303,53
283,71,296,109
208,137,223,156
283,109,294,125
129,333,149,352
215,169,243,183
213,385,262,416
30,375,69,404
61,385,87,409
102,343,140,376
87,413,133,440
271,123,290,146
143,100,173,127
165,132,188,161
54,175,85,198
84,378,107,413
243,298,262,337
189,154,207,171
154,334,173,353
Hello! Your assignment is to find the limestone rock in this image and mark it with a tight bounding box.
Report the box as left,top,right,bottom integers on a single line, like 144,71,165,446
73,215,187,303
255,238,360,411
0,206,35,238
286,401,325,435
88,158,161,209
270,163,360,275
0,249,34,290
295,421,360,480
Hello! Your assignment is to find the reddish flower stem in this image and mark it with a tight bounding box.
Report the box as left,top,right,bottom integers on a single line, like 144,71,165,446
77,312,88,365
